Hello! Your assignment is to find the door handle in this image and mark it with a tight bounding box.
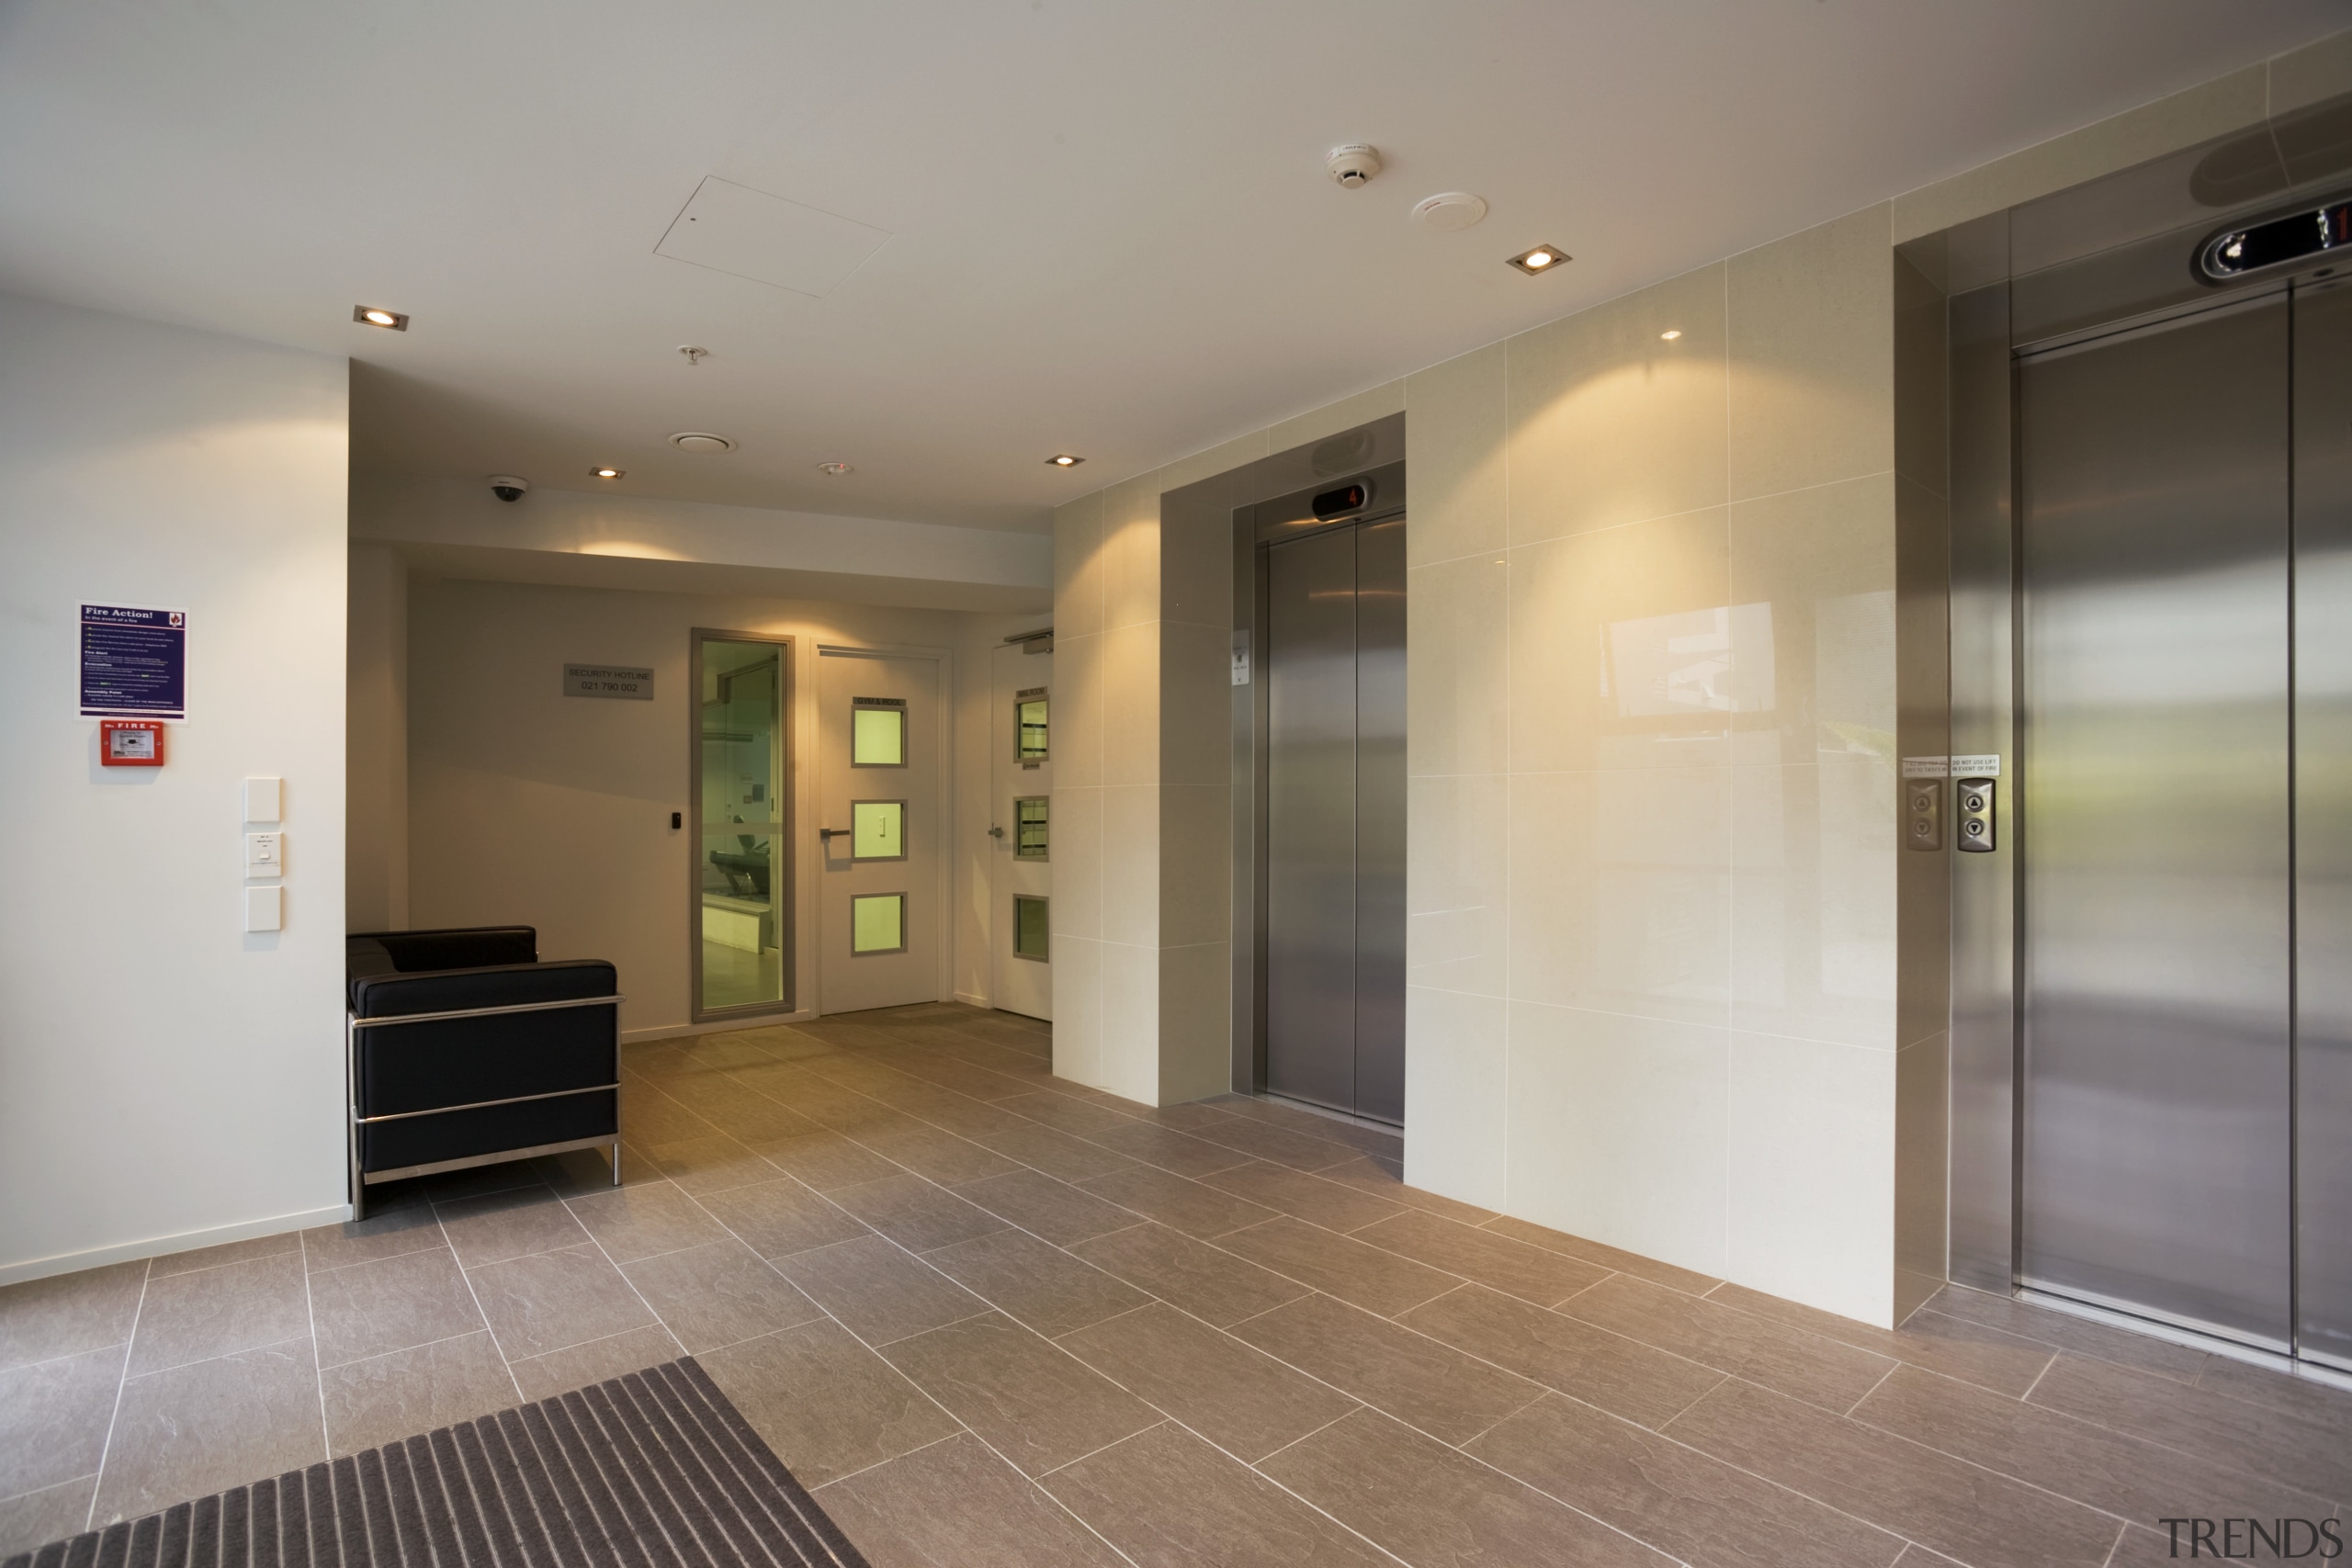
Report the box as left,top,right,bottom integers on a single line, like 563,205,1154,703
819,827,850,840
988,825,1004,839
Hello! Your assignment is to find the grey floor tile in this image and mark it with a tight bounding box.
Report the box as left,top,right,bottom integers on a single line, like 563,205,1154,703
1000,1092,1139,1138
1351,1209,1611,1306
1479,1214,1723,1294
124,1252,309,1377
307,1247,485,1369
1467,1393,1906,1568
617,1078,717,1145
563,1179,725,1264
147,1233,300,1280
619,1239,822,1352
1197,1161,1406,1234
775,1235,990,1346
1182,1117,1360,1173
701,1318,962,1489
680,1086,826,1145
698,1176,873,1258
1261,1406,1672,1568
926,1230,1148,1338
0,1476,96,1560
853,1122,1023,1186
1056,1302,1357,1462
1212,1217,1461,1316
1924,1284,2211,1382
954,1169,1146,1247
1076,1168,1274,1240
1560,1273,1896,1413
972,1122,1139,1182
1079,1121,1256,1179
1397,1283,1725,1429
750,1129,906,1191
466,1243,656,1359
425,1161,550,1201
300,1206,447,1273
435,1186,593,1268
2024,1352,2352,1501
831,1174,1009,1253
0,1343,126,1499
1069,1223,1311,1327
817,1432,1125,1568
2193,1352,2352,1433
534,1142,649,1195
94,1337,326,1526
1707,1281,2055,1398
507,1323,684,1402
1230,1292,1544,1445
0,1262,143,1374
319,1330,519,1456
1311,1155,1499,1225
642,1133,787,1196
880,1314,1156,1478
1044,1421,1393,1568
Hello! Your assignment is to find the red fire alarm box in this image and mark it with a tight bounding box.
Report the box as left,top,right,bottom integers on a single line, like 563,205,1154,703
100,718,164,766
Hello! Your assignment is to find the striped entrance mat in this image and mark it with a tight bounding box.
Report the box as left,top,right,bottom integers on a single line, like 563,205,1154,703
5,1358,869,1568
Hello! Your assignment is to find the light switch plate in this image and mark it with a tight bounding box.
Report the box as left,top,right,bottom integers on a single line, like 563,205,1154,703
245,831,284,876
243,776,283,823
243,885,283,932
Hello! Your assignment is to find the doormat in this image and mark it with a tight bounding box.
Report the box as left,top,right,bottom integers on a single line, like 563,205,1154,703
5,1357,870,1568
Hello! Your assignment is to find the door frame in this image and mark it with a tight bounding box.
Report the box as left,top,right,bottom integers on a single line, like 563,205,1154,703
688,628,796,1025
812,641,954,1015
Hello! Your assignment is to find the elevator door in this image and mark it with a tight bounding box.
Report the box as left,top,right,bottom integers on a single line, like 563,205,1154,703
2016,280,2352,1359
1263,513,1404,1124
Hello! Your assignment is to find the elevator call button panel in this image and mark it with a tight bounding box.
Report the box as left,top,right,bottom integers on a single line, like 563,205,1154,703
1956,778,1996,852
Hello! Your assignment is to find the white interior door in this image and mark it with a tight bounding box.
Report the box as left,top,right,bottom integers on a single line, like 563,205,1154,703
990,641,1053,1020
817,649,942,1013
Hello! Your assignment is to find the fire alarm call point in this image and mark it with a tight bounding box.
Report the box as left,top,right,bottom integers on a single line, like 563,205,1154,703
100,719,164,767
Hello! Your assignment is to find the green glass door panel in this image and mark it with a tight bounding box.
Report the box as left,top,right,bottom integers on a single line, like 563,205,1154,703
853,893,907,954
1013,895,1049,960
852,800,905,860
854,702,906,766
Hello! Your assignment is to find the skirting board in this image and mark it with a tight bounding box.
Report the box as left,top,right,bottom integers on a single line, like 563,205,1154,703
624,1010,816,1044
956,990,990,1009
0,1201,353,1287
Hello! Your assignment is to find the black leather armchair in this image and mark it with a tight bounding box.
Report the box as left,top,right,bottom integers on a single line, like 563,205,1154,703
345,926,622,1219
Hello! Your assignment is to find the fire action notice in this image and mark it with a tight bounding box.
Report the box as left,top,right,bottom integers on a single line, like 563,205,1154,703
79,604,187,720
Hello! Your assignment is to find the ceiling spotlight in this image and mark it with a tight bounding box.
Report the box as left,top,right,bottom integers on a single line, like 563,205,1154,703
1506,246,1569,275
1047,454,1085,468
670,432,735,454
818,462,853,476
1660,330,1682,341
352,305,409,331
591,466,625,479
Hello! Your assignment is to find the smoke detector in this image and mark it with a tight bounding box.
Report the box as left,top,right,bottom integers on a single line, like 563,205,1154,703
670,432,735,454
1327,144,1382,188
1411,192,1488,232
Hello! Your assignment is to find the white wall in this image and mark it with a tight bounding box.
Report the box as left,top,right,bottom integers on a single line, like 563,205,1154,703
0,291,349,1280
347,541,409,930
405,575,1032,1036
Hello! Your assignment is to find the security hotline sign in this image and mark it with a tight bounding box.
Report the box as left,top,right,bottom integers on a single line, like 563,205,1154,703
80,604,188,720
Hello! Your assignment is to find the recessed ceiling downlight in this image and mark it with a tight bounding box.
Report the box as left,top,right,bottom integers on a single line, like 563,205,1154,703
352,305,408,331
818,462,853,476
1047,454,1085,468
1411,193,1488,232
591,466,625,479
1507,245,1569,275
670,432,736,454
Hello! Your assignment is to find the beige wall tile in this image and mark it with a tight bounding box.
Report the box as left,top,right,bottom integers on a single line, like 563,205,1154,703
1894,255,1948,498
1055,492,1104,641
1728,758,1898,1051
1051,784,1103,942
1506,1000,1730,1279
1102,478,1161,633
1158,620,1231,790
1102,785,1161,949
1507,509,1733,774
1895,476,1951,1055
1099,941,1161,1105
1160,490,1234,630
1100,621,1160,787
1152,430,1272,499
1508,768,1730,1028
1726,474,1897,764
1407,555,1510,778
1404,987,1509,1209
1724,1031,1894,1326
1405,343,1508,569
1267,379,1406,457
1053,934,1104,1088
2271,27,2352,115
1408,773,1507,998
1159,784,1231,949
1727,205,1894,502
1157,942,1232,1105
1507,264,1728,544
1055,631,1104,790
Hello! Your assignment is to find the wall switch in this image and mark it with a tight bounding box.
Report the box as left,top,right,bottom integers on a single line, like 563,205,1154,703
244,884,283,932
245,831,284,876
243,776,283,823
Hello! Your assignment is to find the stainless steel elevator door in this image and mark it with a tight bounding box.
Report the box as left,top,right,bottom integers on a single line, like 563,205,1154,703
2018,294,2295,1348
1262,515,1407,1124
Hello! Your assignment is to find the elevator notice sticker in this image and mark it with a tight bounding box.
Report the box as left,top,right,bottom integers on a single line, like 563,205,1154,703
80,604,187,720
1901,757,1949,779
1903,754,2002,778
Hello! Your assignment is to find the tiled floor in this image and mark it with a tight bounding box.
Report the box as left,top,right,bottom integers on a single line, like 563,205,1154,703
3,1002,2349,1566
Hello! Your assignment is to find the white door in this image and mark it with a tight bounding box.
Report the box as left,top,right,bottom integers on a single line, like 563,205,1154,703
990,642,1053,1020
818,649,942,1013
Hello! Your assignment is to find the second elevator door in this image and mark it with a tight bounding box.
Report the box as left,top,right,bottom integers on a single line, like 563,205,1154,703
1264,513,1404,1125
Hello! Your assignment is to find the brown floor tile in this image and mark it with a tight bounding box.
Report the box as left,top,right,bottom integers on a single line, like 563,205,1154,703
1705,1280,2055,1397
925,1229,1148,1337
853,1121,1023,1186
641,1133,786,1196
319,1330,519,1456
93,1338,326,1526
750,1129,905,1191
1204,1097,1404,1159
702,1318,962,1488
617,1079,716,1144
1198,1162,1406,1233
1044,1421,1394,1567
973,1122,1139,1182
1125,1101,1238,1133
1078,1121,1255,1179
435,1186,592,1268
1851,1362,2336,1527
0,1261,144,1372
1479,1214,1723,1294
0,1343,126,1498
1309,1155,1499,1225
1924,1285,2211,1382
681,1087,826,1145
1466,1393,1905,1568
507,1323,684,1401
830,1174,1011,1252
2024,1352,2352,1501
698,1176,873,1259
307,1247,485,1369
1183,1117,1358,1173
775,1235,989,1346
147,1233,300,1280
1057,1302,1357,1462
1398,1283,1724,1429
124,1252,310,1376
2191,1352,2352,1435
1229,1292,1544,1445
1560,1274,1895,1412
1213,1217,1460,1316
466,1243,656,1359
1261,1406,1671,1568
817,1432,1125,1568
954,1169,1146,1247
1352,1210,1609,1306
882,1085,1034,1140
1077,1167,1273,1240
563,1180,725,1264
1068,1224,1312,1327
0,1477,96,1560
619,1239,822,1352
1001,1092,1140,1138
1662,1376,2124,1568
880,1314,1156,1477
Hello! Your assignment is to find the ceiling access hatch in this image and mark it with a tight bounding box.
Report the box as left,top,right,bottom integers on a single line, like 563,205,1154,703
655,176,890,298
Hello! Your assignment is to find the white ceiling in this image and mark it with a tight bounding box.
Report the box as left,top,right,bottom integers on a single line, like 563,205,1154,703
1,1,2340,535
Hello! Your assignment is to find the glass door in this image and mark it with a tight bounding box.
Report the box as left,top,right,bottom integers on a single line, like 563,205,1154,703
693,632,791,1019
